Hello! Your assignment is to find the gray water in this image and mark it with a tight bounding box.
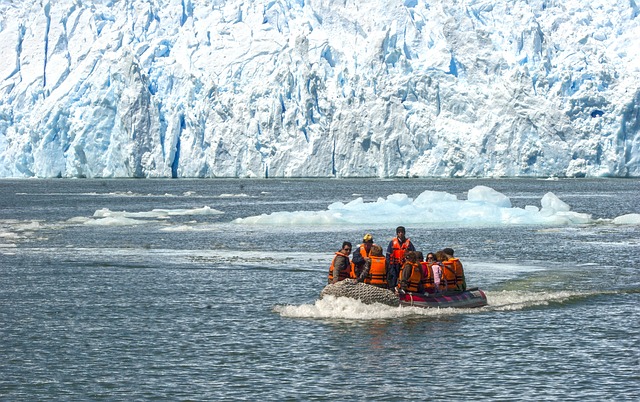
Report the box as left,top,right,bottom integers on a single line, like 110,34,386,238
1,178,639,401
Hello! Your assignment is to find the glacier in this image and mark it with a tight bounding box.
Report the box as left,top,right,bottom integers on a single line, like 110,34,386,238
0,0,639,178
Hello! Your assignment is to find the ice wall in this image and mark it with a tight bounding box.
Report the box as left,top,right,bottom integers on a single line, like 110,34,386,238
0,0,639,178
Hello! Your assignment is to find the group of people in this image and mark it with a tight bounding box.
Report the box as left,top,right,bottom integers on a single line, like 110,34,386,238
328,226,466,294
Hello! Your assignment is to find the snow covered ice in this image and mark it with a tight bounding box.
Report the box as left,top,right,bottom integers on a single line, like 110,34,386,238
233,185,596,227
0,0,639,178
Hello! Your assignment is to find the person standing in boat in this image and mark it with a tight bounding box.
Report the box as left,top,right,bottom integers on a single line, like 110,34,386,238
351,233,376,279
386,226,415,289
357,244,388,288
328,242,352,284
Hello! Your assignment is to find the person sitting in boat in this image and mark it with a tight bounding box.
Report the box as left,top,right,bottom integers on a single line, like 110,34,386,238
439,248,466,292
435,250,451,292
351,233,377,279
328,242,352,284
398,251,424,294
421,252,442,294
386,226,416,289
443,247,466,291
357,244,388,288
427,253,442,293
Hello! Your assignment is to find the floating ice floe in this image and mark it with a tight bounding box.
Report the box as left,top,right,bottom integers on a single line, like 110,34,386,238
612,214,640,225
76,206,224,226
234,186,593,227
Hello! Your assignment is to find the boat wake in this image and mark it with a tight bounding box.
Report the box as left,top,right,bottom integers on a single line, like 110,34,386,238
483,290,589,311
274,289,617,320
274,295,449,320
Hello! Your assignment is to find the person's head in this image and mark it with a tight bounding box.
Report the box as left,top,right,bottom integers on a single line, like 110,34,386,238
443,247,454,256
426,253,436,262
363,233,374,248
341,241,352,254
404,251,418,263
370,244,383,257
396,226,406,238
416,251,424,261
435,250,447,262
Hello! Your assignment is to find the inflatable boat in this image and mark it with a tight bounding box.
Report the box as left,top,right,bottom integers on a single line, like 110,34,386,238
398,287,487,309
321,279,488,309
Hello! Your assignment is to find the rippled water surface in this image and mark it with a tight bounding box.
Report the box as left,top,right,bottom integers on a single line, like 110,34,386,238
1,178,639,400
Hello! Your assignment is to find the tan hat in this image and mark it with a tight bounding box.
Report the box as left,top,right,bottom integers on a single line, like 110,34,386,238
363,233,373,242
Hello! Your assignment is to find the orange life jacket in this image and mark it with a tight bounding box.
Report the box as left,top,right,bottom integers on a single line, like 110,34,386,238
389,237,411,264
328,252,351,283
442,258,465,291
441,260,457,291
401,262,424,293
420,261,436,292
350,244,372,279
365,256,387,288
358,244,372,259
450,258,466,291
